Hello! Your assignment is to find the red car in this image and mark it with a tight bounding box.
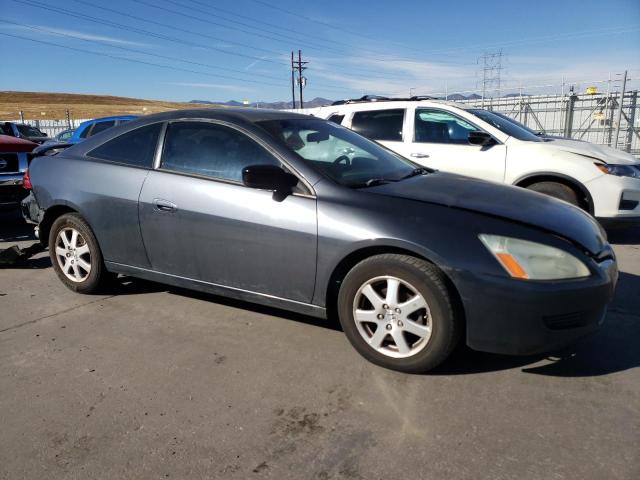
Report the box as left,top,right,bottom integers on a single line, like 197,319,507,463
0,134,37,209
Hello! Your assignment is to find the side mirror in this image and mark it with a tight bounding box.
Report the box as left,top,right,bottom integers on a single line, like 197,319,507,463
468,131,495,146
242,164,298,192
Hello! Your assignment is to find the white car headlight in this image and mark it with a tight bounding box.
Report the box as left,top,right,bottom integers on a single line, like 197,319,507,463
479,234,590,280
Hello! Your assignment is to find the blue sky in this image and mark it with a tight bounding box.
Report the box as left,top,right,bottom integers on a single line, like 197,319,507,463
1,0,639,102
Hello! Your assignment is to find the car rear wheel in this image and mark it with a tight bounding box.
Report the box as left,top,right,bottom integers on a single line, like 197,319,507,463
49,213,113,293
337,254,460,373
526,181,581,208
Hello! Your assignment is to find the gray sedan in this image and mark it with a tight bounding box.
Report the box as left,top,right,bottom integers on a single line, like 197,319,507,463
22,109,617,372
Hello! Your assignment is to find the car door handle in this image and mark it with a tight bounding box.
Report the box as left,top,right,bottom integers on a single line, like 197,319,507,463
153,198,177,213
410,153,430,159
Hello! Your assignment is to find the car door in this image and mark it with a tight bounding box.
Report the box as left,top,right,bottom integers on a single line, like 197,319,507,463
395,107,506,183
138,120,317,303
348,108,406,153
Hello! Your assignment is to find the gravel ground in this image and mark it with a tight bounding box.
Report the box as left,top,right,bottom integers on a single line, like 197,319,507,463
1,210,638,480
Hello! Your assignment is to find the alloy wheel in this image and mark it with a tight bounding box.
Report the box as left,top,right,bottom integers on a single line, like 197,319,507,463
352,275,432,359
55,227,92,282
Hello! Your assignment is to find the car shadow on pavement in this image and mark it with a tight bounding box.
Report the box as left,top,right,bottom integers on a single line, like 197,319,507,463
168,286,343,332
0,210,34,242
607,226,640,245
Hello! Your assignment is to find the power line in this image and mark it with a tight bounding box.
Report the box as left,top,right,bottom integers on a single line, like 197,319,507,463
162,0,346,54
182,0,352,50
248,0,429,56
0,19,285,82
139,0,413,81
0,31,288,88
70,0,284,58
11,0,289,66
0,27,351,95
38,0,464,83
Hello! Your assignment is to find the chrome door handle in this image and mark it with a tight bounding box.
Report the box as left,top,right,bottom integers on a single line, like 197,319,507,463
410,153,430,158
153,198,177,212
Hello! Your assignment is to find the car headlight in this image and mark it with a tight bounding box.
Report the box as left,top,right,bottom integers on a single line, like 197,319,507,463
595,163,640,179
479,234,590,280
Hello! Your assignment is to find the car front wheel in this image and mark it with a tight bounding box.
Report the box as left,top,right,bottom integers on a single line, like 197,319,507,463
337,254,460,373
49,213,113,293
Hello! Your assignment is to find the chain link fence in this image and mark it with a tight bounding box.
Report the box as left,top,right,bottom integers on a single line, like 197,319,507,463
458,90,640,157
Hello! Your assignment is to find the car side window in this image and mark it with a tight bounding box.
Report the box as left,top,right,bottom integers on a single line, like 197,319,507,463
350,109,404,142
161,121,280,182
327,114,345,125
414,109,477,144
87,120,116,137
88,123,162,168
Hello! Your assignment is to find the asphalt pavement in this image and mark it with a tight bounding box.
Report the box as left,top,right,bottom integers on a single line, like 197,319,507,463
1,210,638,480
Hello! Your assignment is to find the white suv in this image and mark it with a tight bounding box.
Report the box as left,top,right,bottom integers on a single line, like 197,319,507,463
304,98,640,225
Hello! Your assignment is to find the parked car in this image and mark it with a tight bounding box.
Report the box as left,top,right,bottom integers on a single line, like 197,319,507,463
54,128,75,142
67,115,137,144
0,134,37,209
308,97,640,226
22,109,617,372
1,122,51,144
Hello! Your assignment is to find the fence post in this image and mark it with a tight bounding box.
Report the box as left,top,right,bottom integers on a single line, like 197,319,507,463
19,110,24,123
613,70,628,149
66,109,71,129
563,94,576,138
625,90,637,153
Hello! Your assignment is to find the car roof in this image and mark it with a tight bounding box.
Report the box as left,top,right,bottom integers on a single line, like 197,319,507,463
326,99,471,110
78,115,139,126
133,107,312,123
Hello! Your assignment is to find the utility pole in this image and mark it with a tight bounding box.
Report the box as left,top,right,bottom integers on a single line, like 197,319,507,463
291,50,308,109
290,51,296,109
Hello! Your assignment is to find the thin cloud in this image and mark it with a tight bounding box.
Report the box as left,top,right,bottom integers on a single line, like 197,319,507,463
167,82,248,91
1,24,152,47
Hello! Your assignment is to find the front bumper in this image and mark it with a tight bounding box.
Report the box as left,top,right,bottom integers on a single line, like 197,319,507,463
452,256,618,355
586,173,640,223
0,174,27,208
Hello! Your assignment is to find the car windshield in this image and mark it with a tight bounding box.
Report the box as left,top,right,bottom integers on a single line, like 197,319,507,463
257,118,419,188
16,124,47,137
58,130,74,140
468,109,542,142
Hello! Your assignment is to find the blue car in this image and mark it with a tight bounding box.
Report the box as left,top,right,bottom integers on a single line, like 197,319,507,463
67,115,138,144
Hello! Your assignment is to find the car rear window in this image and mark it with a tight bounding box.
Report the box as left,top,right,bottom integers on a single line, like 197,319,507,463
88,123,162,168
87,121,116,137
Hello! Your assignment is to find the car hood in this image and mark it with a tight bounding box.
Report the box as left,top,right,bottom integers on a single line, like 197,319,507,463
367,172,607,255
538,138,638,165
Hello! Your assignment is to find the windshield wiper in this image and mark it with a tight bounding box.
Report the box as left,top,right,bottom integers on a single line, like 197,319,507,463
348,178,394,188
398,167,430,180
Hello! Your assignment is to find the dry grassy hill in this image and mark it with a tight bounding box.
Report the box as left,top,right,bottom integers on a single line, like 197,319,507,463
0,91,222,120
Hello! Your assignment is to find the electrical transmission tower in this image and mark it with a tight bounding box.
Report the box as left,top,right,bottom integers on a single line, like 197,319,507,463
479,50,504,107
291,50,308,109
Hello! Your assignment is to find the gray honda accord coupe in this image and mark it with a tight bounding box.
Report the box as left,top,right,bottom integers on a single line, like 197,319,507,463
22,109,618,372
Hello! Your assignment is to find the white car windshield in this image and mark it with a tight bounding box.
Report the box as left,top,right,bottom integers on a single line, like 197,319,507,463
468,109,543,142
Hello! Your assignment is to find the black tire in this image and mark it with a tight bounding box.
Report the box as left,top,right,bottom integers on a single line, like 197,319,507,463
337,254,460,373
526,181,581,208
48,213,114,294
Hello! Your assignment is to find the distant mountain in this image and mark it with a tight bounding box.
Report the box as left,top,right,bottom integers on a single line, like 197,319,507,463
189,97,333,110
189,93,533,108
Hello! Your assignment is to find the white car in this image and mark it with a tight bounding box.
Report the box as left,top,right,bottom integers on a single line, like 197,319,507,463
304,98,640,226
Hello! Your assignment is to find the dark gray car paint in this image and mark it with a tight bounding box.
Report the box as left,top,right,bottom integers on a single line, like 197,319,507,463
27,108,610,326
